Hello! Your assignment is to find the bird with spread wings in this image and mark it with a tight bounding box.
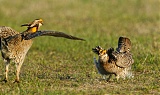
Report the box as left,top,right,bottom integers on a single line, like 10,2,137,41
0,19,85,83
92,37,134,81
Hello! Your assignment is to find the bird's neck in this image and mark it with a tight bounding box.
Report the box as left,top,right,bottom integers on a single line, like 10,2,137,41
99,54,109,63
28,27,38,33
21,26,38,39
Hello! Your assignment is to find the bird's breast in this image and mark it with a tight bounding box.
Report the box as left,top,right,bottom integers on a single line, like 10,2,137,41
30,27,37,33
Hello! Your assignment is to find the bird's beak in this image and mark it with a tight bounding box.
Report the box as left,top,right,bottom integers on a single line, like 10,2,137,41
39,22,43,26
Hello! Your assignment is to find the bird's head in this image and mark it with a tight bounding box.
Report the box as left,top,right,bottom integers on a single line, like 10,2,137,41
21,18,43,33
34,18,43,28
29,18,43,33
92,46,109,63
92,46,107,56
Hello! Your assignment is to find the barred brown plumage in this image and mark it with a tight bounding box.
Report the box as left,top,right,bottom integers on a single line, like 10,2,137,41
92,37,134,81
0,19,85,83
113,37,134,76
116,36,131,53
0,26,19,38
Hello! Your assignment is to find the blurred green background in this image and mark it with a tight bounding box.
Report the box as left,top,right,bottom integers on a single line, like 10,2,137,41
0,0,159,94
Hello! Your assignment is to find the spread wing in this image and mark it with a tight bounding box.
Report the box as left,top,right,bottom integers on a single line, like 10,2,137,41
113,52,134,68
24,30,85,41
0,26,19,38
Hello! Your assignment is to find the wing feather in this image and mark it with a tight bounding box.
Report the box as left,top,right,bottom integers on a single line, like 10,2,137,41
24,30,85,41
113,52,134,68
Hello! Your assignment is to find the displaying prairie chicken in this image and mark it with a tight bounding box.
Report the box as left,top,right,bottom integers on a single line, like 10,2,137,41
0,19,85,83
92,37,134,81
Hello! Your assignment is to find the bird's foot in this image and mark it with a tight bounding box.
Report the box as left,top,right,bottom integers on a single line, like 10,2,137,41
1,78,8,83
13,79,20,83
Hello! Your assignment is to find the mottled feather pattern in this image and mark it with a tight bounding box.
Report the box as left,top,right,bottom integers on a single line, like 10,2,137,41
92,37,134,81
0,19,85,83
0,26,19,38
113,51,134,68
92,46,124,80
116,37,131,53
114,37,134,68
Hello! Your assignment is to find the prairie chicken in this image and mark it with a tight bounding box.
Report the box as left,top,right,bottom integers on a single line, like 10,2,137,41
92,37,134,81
0,19,85,83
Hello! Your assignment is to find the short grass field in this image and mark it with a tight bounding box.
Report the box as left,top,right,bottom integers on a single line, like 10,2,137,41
0,0,159,94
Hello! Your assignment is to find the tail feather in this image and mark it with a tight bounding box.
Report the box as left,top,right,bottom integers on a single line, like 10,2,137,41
21,24,30,27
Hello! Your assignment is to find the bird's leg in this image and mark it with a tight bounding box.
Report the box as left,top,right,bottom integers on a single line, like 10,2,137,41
107,74,112,82
93,58,97,65
2,59,10,83
116,75,120,81
14,62,23,83
102,75,106,80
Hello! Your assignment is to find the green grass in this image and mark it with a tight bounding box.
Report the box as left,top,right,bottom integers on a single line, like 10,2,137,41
0,0,159,94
